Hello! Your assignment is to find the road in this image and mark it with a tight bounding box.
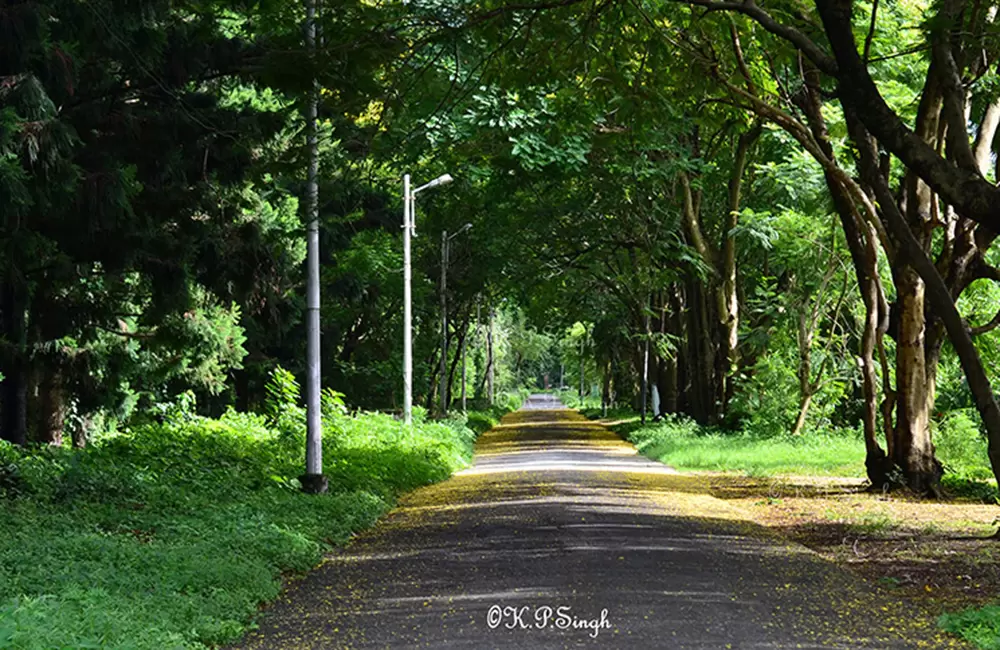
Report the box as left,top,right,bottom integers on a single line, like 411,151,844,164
232,395,961,649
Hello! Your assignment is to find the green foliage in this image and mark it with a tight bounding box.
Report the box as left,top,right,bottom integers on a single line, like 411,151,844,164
624,415,866,477
493,388,530,413
464,411,499,435
939,605,1000,650
264,366,305,437
934,410,995,481
728,347,802,436
0,400,480,650
557,388,602,410
940,475,999,503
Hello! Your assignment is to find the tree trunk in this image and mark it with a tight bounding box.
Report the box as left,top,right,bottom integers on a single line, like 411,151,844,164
35,366,66,446
846,107,953,496
487,308,495,405
796,62,891,484
719,125,762,412
792,311,814,436
0,280,28,446
662,284,681,414
891,265,941,494
685,276,719,424
445,315,469,411
601,357,612,415
72,413,93,449
791,392,813,437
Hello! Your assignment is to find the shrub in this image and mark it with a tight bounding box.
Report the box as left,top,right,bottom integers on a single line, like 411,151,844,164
934,410,994,481
939,605,1000,650
0,380,491,650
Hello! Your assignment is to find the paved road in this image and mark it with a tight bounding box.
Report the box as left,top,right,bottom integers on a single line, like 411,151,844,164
233,396,961,649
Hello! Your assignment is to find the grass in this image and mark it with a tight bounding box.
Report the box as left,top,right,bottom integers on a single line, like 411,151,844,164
555,389,602,410
594,408,1000,649
0,374,519,650
940,606,1000,650
618,414,867,477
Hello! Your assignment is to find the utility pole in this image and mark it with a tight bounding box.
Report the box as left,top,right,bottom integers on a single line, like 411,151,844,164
641,301,651,425
301,0,326,494
439,230,448,416
487,307,495,405
461,322,467,413
400,174,452,425
402,175,413,425
579,333,585,399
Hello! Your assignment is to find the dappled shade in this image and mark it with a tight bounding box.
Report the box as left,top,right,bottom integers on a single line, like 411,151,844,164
231,397,951,649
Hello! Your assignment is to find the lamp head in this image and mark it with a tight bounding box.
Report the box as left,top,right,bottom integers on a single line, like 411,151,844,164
413,173,455,195
428,173,453,189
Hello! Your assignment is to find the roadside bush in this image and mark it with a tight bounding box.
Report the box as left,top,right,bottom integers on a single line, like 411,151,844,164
465,411,498,435
934,410,994,481
0,368,499,650
939,605,1000,650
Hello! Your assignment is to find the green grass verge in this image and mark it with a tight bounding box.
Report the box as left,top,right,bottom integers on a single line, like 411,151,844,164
0,397,508,649
596,408,999,485
939,606,1000,650
609,414,866,477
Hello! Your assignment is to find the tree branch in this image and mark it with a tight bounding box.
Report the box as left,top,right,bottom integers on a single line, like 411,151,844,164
814,0,1000,229
674,0,839,75
971,306,1000,336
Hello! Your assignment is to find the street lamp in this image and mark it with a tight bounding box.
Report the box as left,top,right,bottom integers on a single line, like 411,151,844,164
439,222,472,416
402,173,453,426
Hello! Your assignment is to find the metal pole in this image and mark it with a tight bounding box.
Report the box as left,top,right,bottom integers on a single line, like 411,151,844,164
475,298,482,401
641,306,650,425
461,322,467,413
302,0,326,493
579,334,585,399
487,307,495,405
402,175,413,425
440,231,448,416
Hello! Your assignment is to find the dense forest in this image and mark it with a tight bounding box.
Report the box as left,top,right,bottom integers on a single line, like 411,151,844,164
2,0,1000,646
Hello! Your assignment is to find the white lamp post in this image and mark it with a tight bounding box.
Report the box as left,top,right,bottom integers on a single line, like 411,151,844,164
402,173,453,425
301,0,326,494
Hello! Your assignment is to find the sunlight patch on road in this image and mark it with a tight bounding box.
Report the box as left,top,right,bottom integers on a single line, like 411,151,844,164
456,460,679,476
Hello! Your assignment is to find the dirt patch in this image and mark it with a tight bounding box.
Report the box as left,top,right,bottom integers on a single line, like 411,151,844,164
696,472,1000,616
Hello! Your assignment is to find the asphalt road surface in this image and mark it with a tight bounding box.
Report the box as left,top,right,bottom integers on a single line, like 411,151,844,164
232,395,963,649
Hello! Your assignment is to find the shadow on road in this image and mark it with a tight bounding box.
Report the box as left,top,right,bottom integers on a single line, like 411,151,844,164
231,395,966,650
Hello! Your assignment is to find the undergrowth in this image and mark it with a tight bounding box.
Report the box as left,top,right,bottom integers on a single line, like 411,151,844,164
0,369,511,650
939,606,1000,650
555,388,602,411
619,414,866,477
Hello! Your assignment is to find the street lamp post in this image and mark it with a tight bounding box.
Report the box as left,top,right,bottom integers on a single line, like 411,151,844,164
402,173,453,426
300,0,326,494
439,223,472,416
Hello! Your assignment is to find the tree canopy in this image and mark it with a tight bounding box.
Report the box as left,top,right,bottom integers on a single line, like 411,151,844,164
2,0,1000,499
